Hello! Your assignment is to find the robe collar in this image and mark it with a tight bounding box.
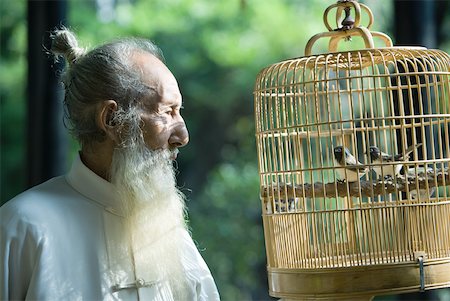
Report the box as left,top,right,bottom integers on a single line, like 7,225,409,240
66,153,123,216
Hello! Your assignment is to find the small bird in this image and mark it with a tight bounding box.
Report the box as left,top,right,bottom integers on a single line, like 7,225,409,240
368,143,422,179
333,146,368,182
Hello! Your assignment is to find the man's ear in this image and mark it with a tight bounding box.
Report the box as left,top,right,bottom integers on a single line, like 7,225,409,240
97,100,119,143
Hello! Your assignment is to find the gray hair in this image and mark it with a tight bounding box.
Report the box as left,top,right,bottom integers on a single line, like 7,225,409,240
49,27,165,147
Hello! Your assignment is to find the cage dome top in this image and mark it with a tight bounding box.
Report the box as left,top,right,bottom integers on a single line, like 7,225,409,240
255,0,450,73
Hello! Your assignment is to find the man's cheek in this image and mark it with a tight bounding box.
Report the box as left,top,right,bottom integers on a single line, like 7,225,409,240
144,123,170,147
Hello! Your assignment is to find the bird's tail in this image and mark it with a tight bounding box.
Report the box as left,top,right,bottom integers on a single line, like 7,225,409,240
396,143,423,160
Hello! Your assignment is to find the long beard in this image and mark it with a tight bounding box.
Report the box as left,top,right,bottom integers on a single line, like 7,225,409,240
109,143,189,299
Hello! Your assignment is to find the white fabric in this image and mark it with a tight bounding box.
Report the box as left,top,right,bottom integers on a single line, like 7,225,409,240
0,155,220,301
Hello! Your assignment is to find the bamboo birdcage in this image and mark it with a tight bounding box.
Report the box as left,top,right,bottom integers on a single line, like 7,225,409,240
253,1,450,300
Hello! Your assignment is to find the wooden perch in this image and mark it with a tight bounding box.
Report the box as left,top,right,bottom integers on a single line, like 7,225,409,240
261,168,450,199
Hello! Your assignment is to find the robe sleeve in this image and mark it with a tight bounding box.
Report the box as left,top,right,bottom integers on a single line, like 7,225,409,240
195,272,221,301
181,230,221,301
0,202,43,300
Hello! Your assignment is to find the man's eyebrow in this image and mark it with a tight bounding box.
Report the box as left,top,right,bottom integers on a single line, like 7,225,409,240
143,84,158,93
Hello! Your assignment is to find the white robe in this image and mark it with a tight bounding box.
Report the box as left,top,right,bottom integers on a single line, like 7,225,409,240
0,155,220,301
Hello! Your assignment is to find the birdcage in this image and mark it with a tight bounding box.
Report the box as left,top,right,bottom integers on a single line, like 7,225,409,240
254,1,450,300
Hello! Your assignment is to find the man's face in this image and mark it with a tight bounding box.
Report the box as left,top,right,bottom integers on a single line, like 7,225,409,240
131,52,189,158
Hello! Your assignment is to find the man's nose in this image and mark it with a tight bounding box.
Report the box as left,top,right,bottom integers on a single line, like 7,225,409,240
169,121,189,148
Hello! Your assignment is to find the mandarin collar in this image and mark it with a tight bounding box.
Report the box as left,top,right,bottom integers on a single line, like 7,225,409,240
65,153,123,215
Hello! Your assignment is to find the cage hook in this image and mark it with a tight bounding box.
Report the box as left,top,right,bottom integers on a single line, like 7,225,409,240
341,7,355,30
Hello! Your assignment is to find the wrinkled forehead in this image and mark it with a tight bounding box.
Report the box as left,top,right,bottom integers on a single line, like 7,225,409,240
130,51,181,104
130,51,176,86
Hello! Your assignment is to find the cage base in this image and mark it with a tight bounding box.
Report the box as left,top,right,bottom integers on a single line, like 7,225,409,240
268,257,450,300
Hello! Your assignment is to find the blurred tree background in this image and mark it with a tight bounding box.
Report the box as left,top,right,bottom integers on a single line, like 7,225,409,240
1,0,449,300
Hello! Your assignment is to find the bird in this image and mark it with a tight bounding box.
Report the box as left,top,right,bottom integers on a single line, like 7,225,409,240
406,166,436,200
333,146,368,182
368,143,422,179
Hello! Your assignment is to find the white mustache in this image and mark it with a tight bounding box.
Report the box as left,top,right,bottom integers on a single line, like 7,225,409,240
170,148,179,159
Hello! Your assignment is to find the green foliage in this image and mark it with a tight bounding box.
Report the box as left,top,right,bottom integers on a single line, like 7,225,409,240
189,161,265,300
0,0,27,202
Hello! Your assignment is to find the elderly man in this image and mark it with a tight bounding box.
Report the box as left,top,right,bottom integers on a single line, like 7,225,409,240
0,28,220,300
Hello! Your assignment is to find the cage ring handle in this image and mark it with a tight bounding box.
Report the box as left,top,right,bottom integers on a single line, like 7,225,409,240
328,27,374,52
306,0,393,55
305,28,373,56
358,3,374,29
327,30,393,53
330,3,374,31
323,1,362,31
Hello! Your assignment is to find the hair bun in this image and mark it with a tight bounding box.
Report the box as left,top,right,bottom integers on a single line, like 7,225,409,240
50,28,87,65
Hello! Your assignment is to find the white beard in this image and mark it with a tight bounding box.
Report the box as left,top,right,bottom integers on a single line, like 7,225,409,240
109,143,189,299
